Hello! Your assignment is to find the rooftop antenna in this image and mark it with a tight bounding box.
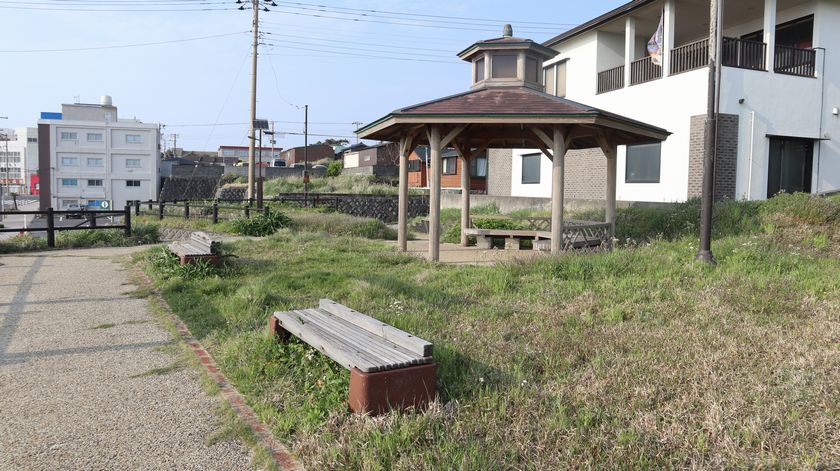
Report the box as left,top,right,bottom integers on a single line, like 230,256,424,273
73,95,80,104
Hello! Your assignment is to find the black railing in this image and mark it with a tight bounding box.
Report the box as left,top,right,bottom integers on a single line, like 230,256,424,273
0,206,131,248
722,37,767,71
670,39,709,75
596,65,625,94
775,45,817,77
630,56,662,86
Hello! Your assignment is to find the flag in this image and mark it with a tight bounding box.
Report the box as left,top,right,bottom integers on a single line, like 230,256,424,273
647,12,665,66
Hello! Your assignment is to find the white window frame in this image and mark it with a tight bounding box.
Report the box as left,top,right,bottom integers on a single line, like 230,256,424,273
61,178,79,187
61,157,79,167
87,179,104,187
87,157,104,167
125,180,141,187
126,158,142,169
125,134,143,144
60,132,78,141
87,133,104,142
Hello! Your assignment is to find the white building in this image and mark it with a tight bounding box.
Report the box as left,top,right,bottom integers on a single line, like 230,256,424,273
488,0,840,203
37,96,161,210
0,127,38,195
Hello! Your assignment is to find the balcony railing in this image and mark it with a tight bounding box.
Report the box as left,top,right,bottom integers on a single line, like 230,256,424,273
630,56,662,86
670,39,709,75
597,65,625,94
722,37,767,71
774,45,817,78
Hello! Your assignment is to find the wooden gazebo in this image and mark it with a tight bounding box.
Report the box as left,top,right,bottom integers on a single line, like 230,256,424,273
357,25,670,262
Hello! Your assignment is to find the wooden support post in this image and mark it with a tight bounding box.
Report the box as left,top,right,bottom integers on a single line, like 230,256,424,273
46,207,55,248
134,200,140,216
212,203,219,224
124,204,132,237
147,199,153,211
598,132,618,248
550,126,568,254
184,201,190,220
158,202,164,220
89,210,97,228
453,144,471,247
244,205,251,219
397,133,414,252
428,126,442,262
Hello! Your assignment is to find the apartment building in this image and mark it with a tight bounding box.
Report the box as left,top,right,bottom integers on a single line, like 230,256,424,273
488,0,840,203
0,127,38,195
37,96,161,210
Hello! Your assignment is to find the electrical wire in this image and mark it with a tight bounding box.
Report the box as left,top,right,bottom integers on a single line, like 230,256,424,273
262,38,453,59
0,31,247,53
262,44,459,64
263,31,455,54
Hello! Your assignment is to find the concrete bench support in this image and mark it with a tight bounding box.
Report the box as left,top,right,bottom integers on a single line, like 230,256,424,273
349,363,437,415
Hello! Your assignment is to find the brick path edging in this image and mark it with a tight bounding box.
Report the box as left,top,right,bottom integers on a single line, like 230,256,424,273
135,268,303,471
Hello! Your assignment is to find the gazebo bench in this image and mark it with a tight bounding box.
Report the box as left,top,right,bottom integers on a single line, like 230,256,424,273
463,228,551,250
268,299,436,415
168,231,220,266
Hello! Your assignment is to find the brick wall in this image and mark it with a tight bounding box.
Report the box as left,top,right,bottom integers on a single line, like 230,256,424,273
565,148,607,200
688,113,739,200
487,149,512,196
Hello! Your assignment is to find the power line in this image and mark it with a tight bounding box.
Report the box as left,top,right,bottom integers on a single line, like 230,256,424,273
0,4,234,10
262,38,453,59
261,21,467,45
263,31,456,54
272,0,576,27
263,45,459,64
265,51,304,109
0,31,247,53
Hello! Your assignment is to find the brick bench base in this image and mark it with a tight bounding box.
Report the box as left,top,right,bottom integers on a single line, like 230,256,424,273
179,254,221,267
349,363,437,415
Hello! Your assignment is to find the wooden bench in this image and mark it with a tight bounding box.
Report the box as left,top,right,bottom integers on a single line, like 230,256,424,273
269,299,436,415
168,231,221,266
463,228,551,250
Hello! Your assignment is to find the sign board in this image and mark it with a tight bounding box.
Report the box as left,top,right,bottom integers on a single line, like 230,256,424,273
253,119,270,130
99,200,112,210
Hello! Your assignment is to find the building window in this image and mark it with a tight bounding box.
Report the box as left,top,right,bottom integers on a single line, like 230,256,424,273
492,54,517,79
625,143,661,183
544,62,567,97
442,157,457,175
87,157,104,167
767,138,813,197
87,179,103,187
27,137,37,143
126,180,141,187
521,154,541,184
475,57,486,82
125,134,143,144
126,159,141,169
470,155,488,177
526,57,539,83
87,133,103,142
61,178,78,186
0,151,21,162
61,156,79,166
407,160,422,172
60,132,78,141
222,149,235,157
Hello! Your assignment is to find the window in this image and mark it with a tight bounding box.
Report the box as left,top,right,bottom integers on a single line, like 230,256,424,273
61,156,79,166
61,178,78,186
526,57,539,83
222,149,235,157
442,157,457,175
767,138,813,197
521,153,542,184
544,62,567,97
470,155,488,177
87,157,104,167
625,143,661,183
492,54,517,79
87,179,103,187
475,57,486,82
408,160,422,172
87,133,103,142
27,137,37,143
126,180,141,187
126,159,141,169
60,132,78,141
61,199,79,208
125,134,143,144
0,151,21,162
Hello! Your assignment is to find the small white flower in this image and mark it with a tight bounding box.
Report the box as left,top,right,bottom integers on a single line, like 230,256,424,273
478,377,484,383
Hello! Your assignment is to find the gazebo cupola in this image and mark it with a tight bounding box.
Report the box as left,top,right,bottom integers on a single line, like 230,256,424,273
458,24,558,91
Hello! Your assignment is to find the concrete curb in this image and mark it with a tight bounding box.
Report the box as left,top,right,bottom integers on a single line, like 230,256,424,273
135,266,303,471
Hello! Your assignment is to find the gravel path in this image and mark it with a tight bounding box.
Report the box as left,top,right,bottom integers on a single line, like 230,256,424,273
0,247,256,470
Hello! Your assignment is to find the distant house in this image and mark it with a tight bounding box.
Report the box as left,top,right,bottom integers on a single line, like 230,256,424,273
217,145,282,165
408,147,487,192
280,144,335,166
342,142,403,177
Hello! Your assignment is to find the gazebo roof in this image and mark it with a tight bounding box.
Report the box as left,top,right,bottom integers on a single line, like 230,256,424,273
357,86,670,150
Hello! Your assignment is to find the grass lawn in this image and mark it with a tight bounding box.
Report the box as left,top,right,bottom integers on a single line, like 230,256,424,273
140,194,840,469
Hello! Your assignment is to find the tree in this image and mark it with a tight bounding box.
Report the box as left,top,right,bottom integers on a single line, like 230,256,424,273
315,138,349,147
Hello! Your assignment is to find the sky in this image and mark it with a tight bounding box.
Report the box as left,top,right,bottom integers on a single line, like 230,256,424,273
0,0,626,151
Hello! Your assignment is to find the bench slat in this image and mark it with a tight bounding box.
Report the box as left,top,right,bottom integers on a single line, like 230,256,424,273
275,310,383,373
319,299,433,357
168,242,209,257
302,309,422,369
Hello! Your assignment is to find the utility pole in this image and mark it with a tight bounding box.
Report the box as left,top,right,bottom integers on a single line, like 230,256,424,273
696,0,722,265
0,117,8,222
172,134,178,157
352,121,363,144
246,0,260,203
303,104,309,204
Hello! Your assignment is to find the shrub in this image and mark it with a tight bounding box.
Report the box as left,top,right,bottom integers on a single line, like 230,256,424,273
146,246,226,280
0,234,48,254
290,212,397,240
326,160,343,177
230,209,294,237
